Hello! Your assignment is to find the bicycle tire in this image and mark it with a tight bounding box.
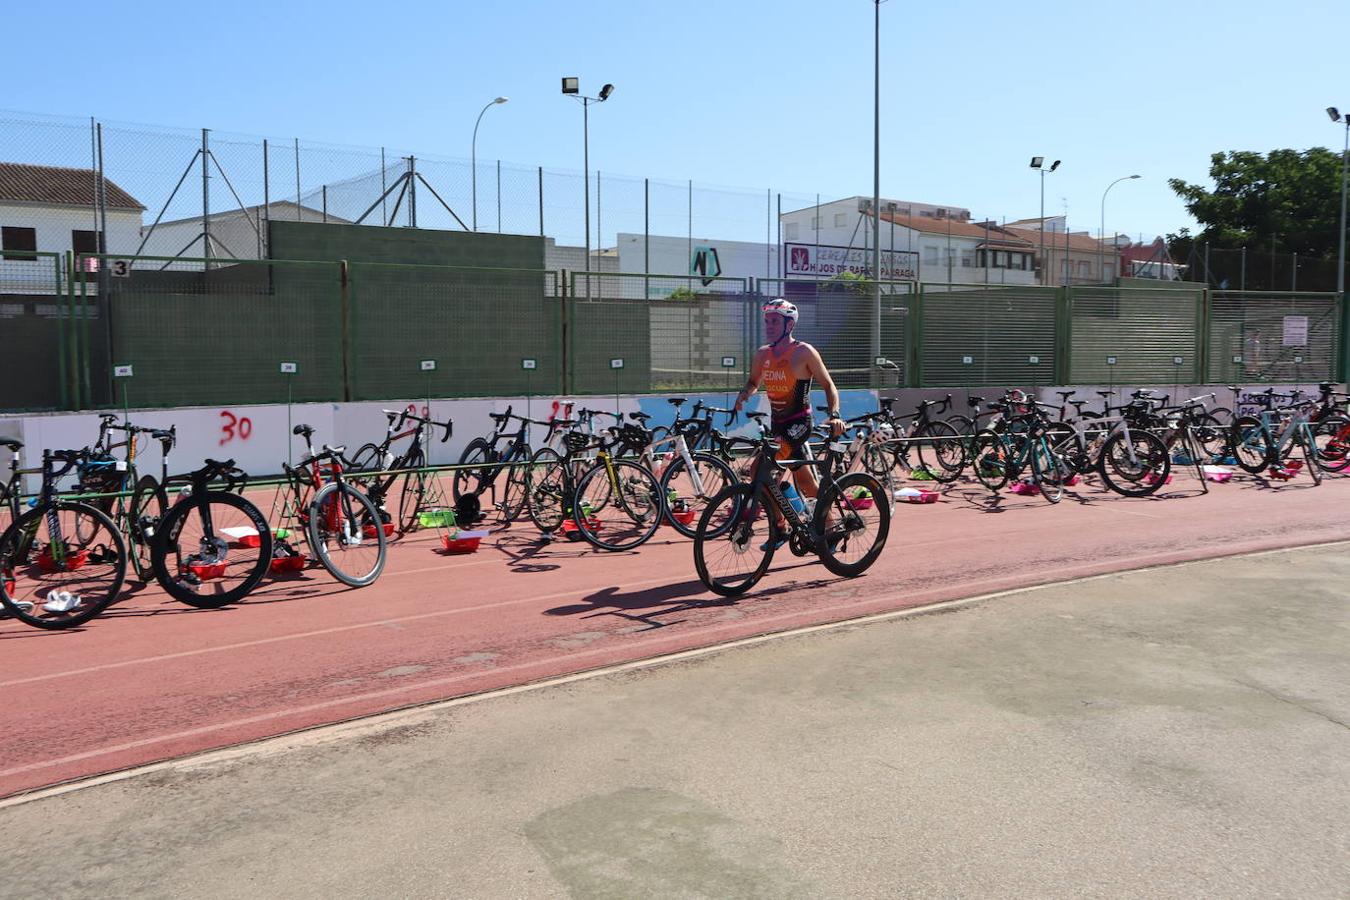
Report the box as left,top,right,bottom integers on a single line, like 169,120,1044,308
573,459,663,551
1032,438,1064,504
150,490,273,608
1230,416,1273,474
1191,413,1228,463
1097,430,1170,497
971,429,1010,492
308,482,387,587
813,473,890,578
659,452,736,539
396,448,428,533
1296,425,1324,485
452,438,492,503
525,446,566,532
693,483,775,596
913,421,964,483
498,448,530,521
128,474,167,581
1312,415,1350,473
0,500,127,629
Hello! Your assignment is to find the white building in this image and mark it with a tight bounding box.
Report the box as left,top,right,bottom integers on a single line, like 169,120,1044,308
779,196,972,247
616,234,777,296
0,162,144,287
138,201,348,261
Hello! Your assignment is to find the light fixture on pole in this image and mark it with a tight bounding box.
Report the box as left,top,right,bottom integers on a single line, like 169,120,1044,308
1030,157,1061,285
471,96,509,233
562,77,614,295
1329,107,1349,297
1099,175,1141,284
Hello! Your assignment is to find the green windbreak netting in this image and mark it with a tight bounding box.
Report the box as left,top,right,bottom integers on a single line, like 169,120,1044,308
349,263,561,399
94,256,343,408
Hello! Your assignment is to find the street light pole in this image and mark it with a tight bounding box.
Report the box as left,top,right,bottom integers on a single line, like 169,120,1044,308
1030,157,1060,285
1330,108,1349,296
1100,175,1141,284
471,96,508,233
562,78,614,298
871,0,884,373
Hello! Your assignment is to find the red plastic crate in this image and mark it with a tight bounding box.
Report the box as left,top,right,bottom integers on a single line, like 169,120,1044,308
37,547,89,574
187,561,227,580
270,554,307,573
362,522,396,539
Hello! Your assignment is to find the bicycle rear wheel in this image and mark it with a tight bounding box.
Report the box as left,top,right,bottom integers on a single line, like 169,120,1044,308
396,448,429,533
308,482,387,587
1097,430,1170,497
693,484,774,596
971,429,1010,492
150,490,273,608
451,439,491,503
813,473,890,577
0,501,127,629
573,460,662,551
1032,439,1065,505
1311,416,1350,473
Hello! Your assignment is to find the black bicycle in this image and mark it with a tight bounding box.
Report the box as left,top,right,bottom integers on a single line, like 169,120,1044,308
349,408,452,532
149,458,274,608
451,406,559,524
692,434,890,596
0,443,128,629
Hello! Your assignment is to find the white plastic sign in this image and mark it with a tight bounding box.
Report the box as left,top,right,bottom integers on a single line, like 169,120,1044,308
109,259,133,277
1106,356,1118,366
1173,356,1184,366
722,356,736,368
522,358,537,371
280,362,298,374
961,356,973,365
1028,355,1040,365
1232,355,1243,364
1293,355,1304,364
113,365,133,377
610,358,624,369
420,360,436,371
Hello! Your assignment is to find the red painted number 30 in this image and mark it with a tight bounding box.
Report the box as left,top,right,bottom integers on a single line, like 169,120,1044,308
219,410,253,446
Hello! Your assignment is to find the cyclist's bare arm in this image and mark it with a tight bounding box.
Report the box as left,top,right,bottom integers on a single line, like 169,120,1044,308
735,349,769,411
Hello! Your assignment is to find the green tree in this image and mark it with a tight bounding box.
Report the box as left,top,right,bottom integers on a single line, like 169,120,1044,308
828,270,874,296
1168,148,1343,257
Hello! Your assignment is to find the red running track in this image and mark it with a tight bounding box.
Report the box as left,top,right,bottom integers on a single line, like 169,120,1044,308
2,471,1347,798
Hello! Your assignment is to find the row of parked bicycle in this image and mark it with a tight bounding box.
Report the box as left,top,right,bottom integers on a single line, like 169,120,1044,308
1,383,1346,627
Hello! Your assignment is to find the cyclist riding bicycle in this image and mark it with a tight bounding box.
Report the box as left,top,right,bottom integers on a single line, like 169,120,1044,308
734,298,845,513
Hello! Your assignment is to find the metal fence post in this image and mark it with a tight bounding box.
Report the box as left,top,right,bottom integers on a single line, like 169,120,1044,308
339,260,352,402
908,285,924,387
1340,290,1350,383
1195,287,1209,384
1055,286,1073,385
561,269,572,394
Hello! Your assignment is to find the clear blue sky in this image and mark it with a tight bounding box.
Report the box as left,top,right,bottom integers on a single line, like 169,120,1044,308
6,0,1349,243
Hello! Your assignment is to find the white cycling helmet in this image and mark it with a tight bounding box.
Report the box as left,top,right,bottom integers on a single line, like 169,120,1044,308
761,298,799,323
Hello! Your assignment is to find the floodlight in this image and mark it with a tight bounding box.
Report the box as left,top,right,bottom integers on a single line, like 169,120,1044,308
1030,156,1044,168
561,77,579,94
599,83,614,101
1328,107,1342,122
1049,160,1061,172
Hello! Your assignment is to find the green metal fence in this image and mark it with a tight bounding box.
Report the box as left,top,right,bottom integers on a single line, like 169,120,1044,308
918,285,1058,388
1069,285,1204,384
1206,291,1340,384
4,259,1347,414
350,262,562,400
0,251,69,410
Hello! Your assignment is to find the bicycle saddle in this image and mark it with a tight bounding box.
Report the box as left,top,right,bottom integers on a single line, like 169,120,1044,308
0,438,21,451
667,398,686,406
293,424,315,437
628,412,651,423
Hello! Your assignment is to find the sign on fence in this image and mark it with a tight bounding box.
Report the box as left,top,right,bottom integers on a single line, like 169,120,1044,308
783,242,919,280
1282,315,1308,347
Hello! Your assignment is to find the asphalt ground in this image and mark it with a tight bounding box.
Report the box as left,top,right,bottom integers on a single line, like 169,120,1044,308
1,542,1347,898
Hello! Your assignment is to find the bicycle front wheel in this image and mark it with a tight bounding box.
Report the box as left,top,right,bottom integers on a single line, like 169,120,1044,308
525,447,566,532
1230,417,1273,474
693,484,775,596
971,429,1010,492
573,460,663,551
660,452,736,538
0,501,127,629
150,490,273,608
396,449,429,533
128,474,168,581
814,473,890,578
307,482,387,587
1311,416,1350,473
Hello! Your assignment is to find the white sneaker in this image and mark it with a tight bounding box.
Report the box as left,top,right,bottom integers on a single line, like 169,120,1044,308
43,591,83,614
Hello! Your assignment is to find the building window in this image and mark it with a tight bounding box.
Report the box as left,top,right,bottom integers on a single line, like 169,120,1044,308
72,229,101,255
833,212,847,227
960,251,974,268
1077,260,1091,277
784,223,799,241
976,249,987,267
1,226,37,260
810,216,820,230
923,245,939,264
